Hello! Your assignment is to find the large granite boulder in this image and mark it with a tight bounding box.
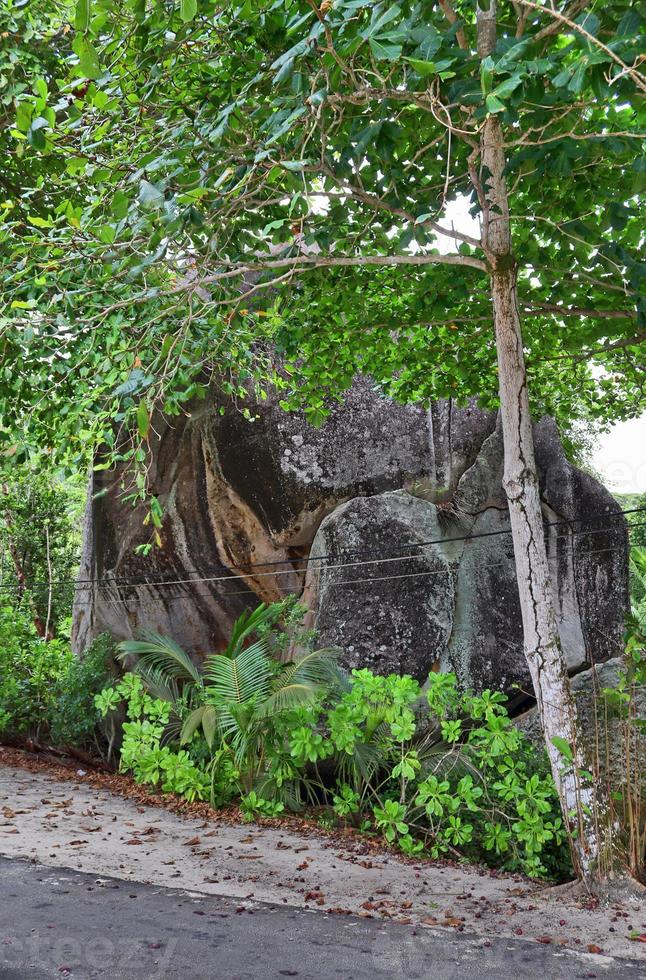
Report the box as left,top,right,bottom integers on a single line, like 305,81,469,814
301,493,459,678
72,380,629,700
73,382,494,655
301,419,628,699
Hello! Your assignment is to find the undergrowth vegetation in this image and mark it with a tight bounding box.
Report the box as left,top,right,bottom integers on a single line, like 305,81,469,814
0,603,113,752
93,599,572,879
1,591,643,882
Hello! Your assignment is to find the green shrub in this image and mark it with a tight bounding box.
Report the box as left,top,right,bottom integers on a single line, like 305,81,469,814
98,603,571,880
0,472,83,639
0,603,71,738
0,602,112,751
97,672,211,801
49,634,115,749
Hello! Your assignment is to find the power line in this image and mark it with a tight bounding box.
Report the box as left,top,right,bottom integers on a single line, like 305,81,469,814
0,506,642,596
86,518,646,595
64,538,631,608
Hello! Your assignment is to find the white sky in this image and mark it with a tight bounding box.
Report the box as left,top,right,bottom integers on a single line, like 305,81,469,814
592,416,646,494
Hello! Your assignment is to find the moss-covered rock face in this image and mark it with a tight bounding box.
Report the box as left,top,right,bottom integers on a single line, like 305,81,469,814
72,381,628,698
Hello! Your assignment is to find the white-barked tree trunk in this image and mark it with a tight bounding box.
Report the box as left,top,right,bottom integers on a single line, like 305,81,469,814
476,0,603,881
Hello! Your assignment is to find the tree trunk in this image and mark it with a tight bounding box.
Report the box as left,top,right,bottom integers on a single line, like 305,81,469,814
476,0,604,882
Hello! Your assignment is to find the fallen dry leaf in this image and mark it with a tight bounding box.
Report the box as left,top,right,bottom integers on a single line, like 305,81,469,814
304,891,324,902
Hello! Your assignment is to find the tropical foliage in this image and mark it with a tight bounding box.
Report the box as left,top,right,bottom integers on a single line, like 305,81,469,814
0,471,83,637
95,603,571,878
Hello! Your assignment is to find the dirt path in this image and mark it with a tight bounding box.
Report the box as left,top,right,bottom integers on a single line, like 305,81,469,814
1,749,644,965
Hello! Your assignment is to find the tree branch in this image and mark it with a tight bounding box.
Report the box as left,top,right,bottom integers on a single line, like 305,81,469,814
197,252,488,282
523,301,638,320
438,0,469,50
518,0,646,93
532,331,646,362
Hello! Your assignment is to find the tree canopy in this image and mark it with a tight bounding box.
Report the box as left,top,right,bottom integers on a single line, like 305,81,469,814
1,0,644,480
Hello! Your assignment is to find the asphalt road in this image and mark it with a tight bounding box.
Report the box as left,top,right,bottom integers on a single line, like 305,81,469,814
0,857,643,980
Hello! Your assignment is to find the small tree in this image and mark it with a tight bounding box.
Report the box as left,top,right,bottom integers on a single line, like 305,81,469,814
1,1,644,885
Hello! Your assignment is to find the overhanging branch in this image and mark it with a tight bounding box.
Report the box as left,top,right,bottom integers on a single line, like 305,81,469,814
523,302,638,320
196,252,489,284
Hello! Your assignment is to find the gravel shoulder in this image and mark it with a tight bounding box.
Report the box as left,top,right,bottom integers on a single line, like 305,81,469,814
1,747,644,966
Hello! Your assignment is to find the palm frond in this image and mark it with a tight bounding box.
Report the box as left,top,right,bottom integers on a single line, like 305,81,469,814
278,647,347,694
180,706,207,744
226,603,280,656
179,704,220,747
117,630,202,685
255,682,321,719
132,662,182,706
254,773,321,810
332,719,393,792
213,704,244,745
203,639,273,703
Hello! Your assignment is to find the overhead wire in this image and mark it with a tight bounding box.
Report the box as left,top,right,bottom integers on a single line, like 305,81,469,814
0,507,643,598
20,527,641,609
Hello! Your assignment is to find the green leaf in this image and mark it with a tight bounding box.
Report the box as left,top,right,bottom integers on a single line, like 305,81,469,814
28,126,47,151
138,180,165,209
131,0,146,22
26,215,53,228
202,705,218,747
137,400,150,439
369,37,402,61
364,4,401,38
491,75,523,99
550,736,573,762
180,0,197,22
486,93,506,114
15,103,33,134
74,0,91,31
281,160,311,171
72,36,101,79
404,58,438,76
97,225,116,244
112,191,130,219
